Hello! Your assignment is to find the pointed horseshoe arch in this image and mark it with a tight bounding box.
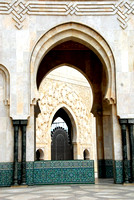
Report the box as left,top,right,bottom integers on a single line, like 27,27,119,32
48,103,78,144
30,22,116,104
0,64,10,105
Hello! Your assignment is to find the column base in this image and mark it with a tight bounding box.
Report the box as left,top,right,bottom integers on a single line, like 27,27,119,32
11,183,19,187
11,185,28,188
21,182,27,186
124,181,129,183
123,182,134,186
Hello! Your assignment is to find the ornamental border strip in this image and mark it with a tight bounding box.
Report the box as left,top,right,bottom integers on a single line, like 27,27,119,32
0,0,134,29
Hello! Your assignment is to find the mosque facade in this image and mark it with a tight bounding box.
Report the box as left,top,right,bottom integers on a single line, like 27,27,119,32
0,0,134,186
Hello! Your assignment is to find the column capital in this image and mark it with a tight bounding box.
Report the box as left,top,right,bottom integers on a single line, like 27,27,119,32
12,120,20,126
20,120,28,126
128,119,134,124
119,119,128,125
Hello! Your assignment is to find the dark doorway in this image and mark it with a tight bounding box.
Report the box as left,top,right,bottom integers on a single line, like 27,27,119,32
51,108,73,160
83,149,90,160
51,127,73,160
36,149,44,161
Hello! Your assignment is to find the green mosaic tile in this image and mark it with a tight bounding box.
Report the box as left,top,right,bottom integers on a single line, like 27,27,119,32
105,160,113,178
34,160,93,169
18,162,21,184
34,168,94,184
0,160,94,186
0,162,13,186
34,160,94,185
98,160,113,178
127,160,131,181
98,160,105,178
113,160,123,184
26,162,34,185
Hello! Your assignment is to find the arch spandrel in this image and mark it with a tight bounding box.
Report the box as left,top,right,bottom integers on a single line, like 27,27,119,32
30,22,116,104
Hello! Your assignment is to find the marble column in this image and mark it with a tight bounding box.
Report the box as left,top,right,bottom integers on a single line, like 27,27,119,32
128,119,134,182
12,120,20,186
20,120,28,185
119,119,129,183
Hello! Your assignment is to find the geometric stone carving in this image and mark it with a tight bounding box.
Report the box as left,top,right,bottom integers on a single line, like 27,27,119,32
115,0,134,29
0,0,134,29
0,0,27,29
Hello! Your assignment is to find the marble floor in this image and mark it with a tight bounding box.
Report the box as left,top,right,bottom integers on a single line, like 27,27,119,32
0,179,134,200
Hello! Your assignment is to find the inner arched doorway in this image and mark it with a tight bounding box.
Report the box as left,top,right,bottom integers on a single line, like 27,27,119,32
31,22,117,183
36,65,94,162
51,109,73,160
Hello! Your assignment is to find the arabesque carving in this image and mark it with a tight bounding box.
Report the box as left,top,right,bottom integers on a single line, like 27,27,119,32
0,0,133,29
36,81,92,145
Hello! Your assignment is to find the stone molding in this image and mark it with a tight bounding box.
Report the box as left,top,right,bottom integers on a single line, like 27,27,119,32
0,0,133,29
30,22,116,105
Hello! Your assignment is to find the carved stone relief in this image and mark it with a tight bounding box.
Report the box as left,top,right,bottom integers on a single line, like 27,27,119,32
36,79,93,148
0,0,133,29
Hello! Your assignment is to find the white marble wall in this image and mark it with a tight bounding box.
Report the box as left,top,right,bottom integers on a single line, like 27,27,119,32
0,68,13,162
0,1,133,118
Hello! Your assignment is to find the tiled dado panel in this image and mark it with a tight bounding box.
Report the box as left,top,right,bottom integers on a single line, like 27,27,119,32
114,160,123,184
34,160,95,184
0,161,94,186
113,160,131,184
98,160,114,178
0,162,32,186
0,162,13,186
26,162,34,185
2,160,132,186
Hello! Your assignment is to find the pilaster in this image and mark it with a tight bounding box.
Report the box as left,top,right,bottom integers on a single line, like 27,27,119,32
128,119,134,182
20,120,28,185
12,120,20,186
119,119,129,183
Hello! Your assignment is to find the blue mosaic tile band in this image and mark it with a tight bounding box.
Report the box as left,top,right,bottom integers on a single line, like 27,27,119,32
34,160,94,169
34,160,94,185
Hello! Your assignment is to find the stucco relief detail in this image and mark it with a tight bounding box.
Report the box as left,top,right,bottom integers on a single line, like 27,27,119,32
0,0,133,29
36,81,92,145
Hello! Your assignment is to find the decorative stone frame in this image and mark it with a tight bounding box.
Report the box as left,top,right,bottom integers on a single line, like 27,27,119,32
48,104,78,144
30,22,116,105
36,76,94,160
0,64,10,105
